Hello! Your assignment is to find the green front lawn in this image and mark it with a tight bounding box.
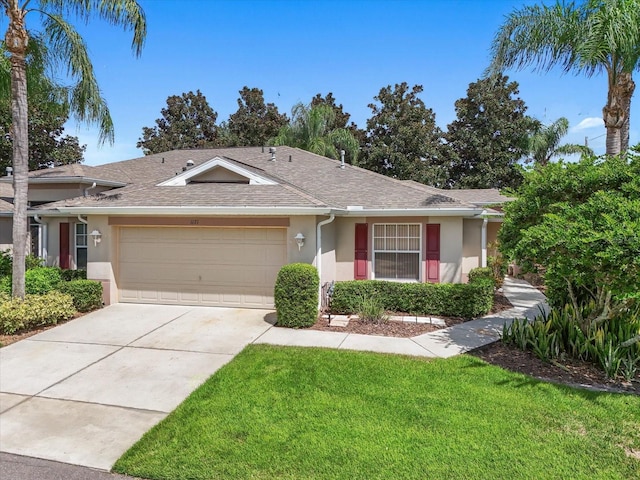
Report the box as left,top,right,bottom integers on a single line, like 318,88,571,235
114,345,640,480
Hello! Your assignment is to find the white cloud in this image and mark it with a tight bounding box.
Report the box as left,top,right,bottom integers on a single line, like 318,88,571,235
571,117,604,132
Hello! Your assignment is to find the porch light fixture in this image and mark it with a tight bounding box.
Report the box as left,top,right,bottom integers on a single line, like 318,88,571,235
294,232,305,251
89,229,102,247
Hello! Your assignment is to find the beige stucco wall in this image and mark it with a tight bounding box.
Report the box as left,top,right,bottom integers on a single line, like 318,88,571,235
287,216,317,266
335,216,364,281
86,216,118,305
462,218,482,278
438,217,463,283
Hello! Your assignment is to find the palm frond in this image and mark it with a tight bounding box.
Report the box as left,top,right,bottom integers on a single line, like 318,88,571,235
40,0,146,55
43,13,114,143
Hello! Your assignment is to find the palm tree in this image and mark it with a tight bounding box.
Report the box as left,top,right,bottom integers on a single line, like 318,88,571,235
272,103,359,163
2,0,146,298
488,0,640,156
526,117,593,166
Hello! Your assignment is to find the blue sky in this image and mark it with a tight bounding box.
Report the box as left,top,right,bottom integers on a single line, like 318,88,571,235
21,0,640,164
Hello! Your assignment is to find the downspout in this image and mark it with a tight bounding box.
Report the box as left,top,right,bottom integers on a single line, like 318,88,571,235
32,214,47,260
316,213,335,309
481,211,488,268
77,215,88,225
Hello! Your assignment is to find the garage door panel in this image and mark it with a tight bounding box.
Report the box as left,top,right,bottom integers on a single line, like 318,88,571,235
118,227,286,308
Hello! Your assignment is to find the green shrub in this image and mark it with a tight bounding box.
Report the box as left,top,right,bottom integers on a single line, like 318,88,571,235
274,263,319,328
0,250,11,277
26,255,45,270
468,267,493,284
57,280,103,312
358,295,389,324
59,269,87,282
0,267,62,295
0,291,75,334
331,279,494,318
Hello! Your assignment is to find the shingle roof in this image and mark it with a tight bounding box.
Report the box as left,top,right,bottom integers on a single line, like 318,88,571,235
0,183,13,212
9,147,510,214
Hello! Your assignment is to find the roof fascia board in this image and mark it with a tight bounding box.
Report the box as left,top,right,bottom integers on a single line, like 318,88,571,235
340,208,485,217
0,177,126,187
51,206,332,216
157,157,277,186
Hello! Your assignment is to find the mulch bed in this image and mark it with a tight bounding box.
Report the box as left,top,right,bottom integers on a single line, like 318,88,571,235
470,342,639,395
311,290,515,337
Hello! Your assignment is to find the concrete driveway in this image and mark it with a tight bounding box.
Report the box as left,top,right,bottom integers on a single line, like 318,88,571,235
0,304,275,471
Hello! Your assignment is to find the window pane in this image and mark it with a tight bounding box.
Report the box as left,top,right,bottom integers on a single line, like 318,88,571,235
386,237,396,250
76,236,87,247
374,224,384,237
397,237,408,251
396,253,419,280
76,247,87,269
408,237,421,250
385,224,396,238
374,252,419,280
397,224,408,237
76,223,87,235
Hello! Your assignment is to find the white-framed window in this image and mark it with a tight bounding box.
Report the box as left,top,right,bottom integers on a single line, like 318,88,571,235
373,224,421,281
75,223,87,270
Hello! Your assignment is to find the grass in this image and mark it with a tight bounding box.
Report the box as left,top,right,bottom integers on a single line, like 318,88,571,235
114,345,640,480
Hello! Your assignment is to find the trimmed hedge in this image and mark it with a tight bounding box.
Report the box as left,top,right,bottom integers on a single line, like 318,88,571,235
468,267,494,285
0,267,62,295
274,263,319,328
57,280,103,312
0,292,75,334
330,278,494,318
59,269,87,282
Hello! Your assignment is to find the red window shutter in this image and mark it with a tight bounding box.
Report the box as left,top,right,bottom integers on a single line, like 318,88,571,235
354,223,368,280
425,224,440,283
60,223,70,269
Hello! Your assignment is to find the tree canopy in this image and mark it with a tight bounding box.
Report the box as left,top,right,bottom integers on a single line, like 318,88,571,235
272,102,359,163
499,147,640,319
137,90,218,155
488,0,640,155
361,82,450,187
227,86,288,146
446,75,536,189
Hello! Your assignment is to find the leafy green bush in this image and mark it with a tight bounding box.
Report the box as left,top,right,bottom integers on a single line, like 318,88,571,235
0,292,75,334
274,263,319,328
57,280,103,312
59,269,87,282
0,250,11,277
468,267,493,284
502,301,640,379
26,255,45,270
1,267,62,295
357,296,388,324
331,279,494,318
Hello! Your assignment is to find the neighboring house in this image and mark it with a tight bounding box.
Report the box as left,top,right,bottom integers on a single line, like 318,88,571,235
0,146,508,308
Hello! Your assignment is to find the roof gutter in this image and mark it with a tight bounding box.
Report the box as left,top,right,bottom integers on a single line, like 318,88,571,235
341,207,485,217
52,206,334,216
0,176,127,187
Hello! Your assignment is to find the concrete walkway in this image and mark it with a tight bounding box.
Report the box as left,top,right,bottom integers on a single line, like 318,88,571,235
0,277,547,477
255,277,549,358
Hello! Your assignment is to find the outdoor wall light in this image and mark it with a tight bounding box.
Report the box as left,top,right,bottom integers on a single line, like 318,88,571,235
90,229,102,247
294,232,305,251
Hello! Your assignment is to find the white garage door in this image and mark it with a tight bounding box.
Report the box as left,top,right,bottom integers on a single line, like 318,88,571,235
118,227,287,308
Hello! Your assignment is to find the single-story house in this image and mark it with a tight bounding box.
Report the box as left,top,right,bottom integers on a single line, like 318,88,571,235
0,146,508,308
